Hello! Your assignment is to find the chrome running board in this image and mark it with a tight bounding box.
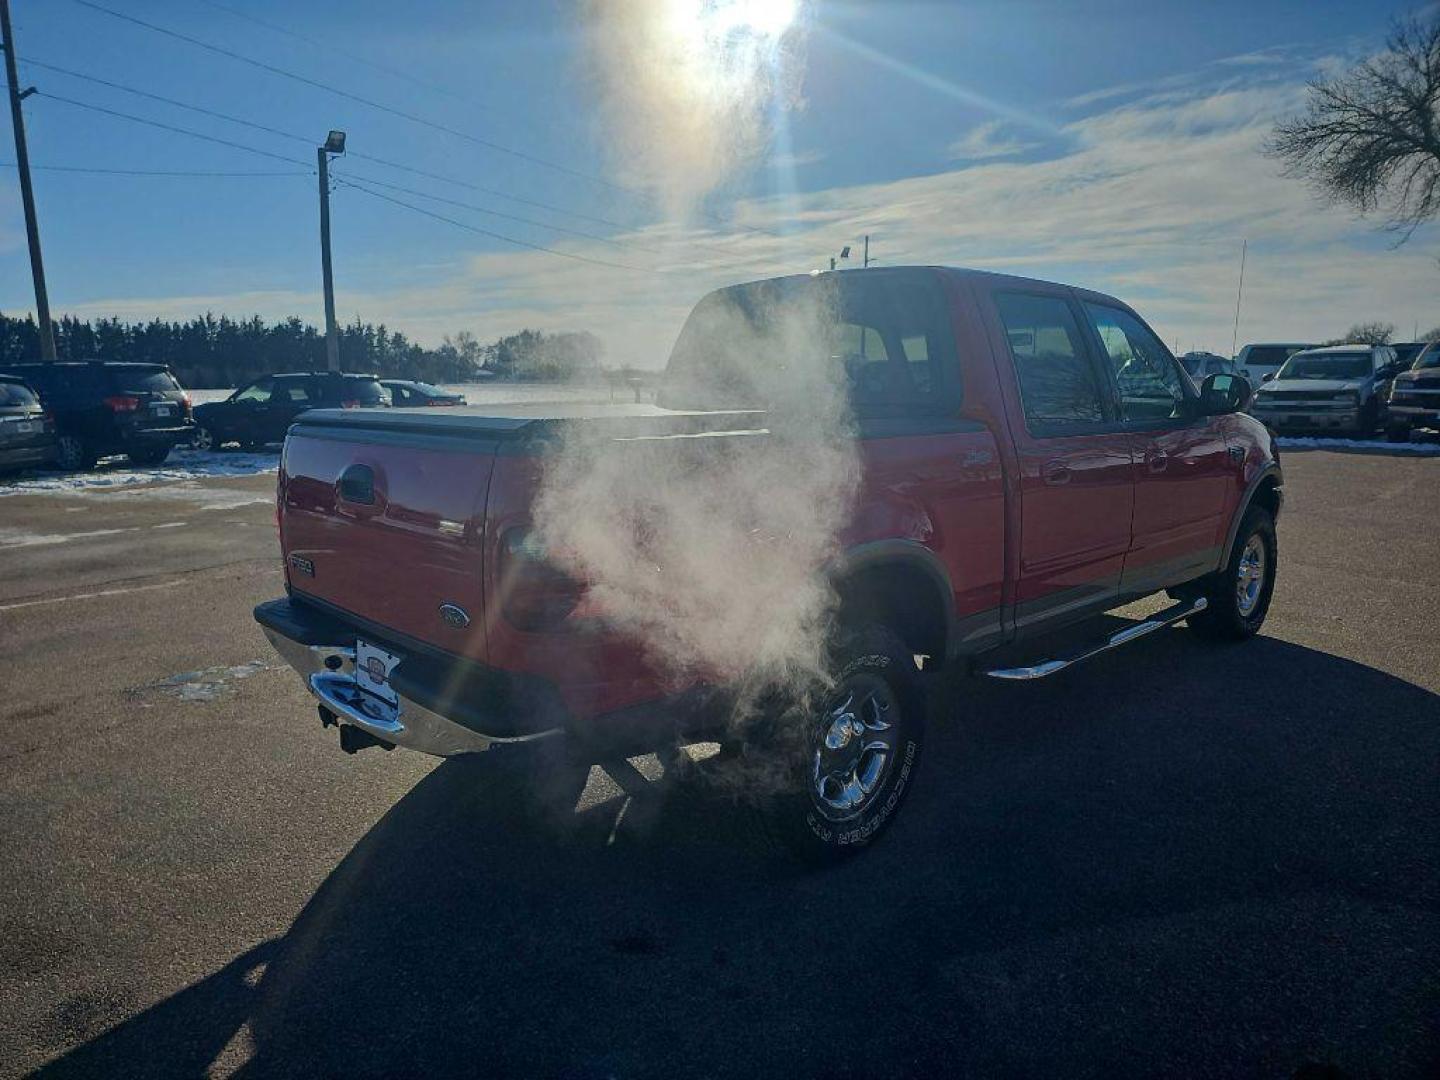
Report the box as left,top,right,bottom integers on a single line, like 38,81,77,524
986,597,1207,681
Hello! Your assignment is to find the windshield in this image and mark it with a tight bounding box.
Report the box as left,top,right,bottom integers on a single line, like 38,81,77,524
1413,343,1440,370
346,378,386,404
0,381,39,407
1392,343,1425,367
113,366,181,393
1276,353,1372,380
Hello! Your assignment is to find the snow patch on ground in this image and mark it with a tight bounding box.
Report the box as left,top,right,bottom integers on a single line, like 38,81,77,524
140,659,275,703
0,448,277,497
1275,436,1440,455
102,481,271,511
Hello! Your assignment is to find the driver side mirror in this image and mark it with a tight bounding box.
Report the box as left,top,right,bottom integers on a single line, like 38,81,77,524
1260,371,1274,382
1198,372,1251,415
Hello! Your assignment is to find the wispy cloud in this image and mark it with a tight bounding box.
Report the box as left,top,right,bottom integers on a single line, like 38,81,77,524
947,120,1041,163
51,61,1439,363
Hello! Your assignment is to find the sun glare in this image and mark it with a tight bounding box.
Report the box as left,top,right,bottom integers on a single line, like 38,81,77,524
665,0,799,44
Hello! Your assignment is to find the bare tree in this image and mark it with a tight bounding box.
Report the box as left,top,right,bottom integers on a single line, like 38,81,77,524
1269,15,1440,241
1325,321,1396,346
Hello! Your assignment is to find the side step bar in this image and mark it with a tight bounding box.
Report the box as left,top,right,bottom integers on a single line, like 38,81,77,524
986,597,1207,681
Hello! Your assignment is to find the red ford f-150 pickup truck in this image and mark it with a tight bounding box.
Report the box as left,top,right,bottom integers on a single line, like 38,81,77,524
256,267,1282,859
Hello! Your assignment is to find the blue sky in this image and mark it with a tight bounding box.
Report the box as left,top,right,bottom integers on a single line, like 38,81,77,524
2,0,1435,365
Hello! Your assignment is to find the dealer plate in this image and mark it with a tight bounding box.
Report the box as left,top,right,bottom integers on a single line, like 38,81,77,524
355,639,401,709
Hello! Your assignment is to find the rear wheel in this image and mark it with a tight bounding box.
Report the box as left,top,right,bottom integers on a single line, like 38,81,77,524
1187,506,1277,641
53,435,95,472
737,624,927,862
126,445,171,467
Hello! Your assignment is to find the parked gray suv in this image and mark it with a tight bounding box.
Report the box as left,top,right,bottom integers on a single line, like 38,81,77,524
1249,345,1408,438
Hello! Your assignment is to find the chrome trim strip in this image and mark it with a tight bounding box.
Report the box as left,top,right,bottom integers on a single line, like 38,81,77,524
261,627,562,757
985,597,1206,681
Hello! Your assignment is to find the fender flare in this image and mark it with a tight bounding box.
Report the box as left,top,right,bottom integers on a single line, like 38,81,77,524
1217,462,1283,573
827,540,956,659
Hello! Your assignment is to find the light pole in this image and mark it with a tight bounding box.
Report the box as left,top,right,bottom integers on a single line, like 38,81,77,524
317,130,345,372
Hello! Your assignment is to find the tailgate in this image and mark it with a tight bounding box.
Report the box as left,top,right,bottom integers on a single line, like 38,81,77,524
280,426,501,661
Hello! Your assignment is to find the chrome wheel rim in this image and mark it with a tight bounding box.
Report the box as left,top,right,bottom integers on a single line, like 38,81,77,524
809,674,899,822
1235,534,1267,617
193,428,214,451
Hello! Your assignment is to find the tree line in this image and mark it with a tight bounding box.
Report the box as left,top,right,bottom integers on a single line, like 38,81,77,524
0,311,606,388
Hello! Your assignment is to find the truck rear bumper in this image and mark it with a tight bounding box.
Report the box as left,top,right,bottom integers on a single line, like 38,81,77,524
255,596,564,757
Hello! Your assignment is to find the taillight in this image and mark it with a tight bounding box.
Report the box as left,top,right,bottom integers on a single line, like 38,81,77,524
103,395,140,412
340,398,359,409
498,528,584,631
181,393,193,418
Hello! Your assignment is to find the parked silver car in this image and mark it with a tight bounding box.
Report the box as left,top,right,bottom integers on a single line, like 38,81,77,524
1249,345,1409,438
1234,342,1315,385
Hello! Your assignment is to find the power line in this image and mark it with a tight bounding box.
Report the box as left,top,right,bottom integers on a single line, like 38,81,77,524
69,0,628,194
192,0,481,110
0,161,307,176
22,56,767,264
38,90,311,167
21,58,314,147
337,170,777,273
66,0,788,242
333,178,668,276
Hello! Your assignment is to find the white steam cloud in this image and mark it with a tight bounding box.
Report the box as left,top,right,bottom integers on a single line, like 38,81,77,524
532,283,859,692
578,0,810,215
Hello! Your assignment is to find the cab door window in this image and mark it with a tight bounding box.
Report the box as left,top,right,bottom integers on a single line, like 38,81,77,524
994,292,1108,431
1085,304,1186,422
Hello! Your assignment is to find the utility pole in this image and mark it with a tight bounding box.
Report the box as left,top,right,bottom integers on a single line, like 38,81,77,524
1,0,55,361
863,234,871,268
317,147,339,372
1230,238,1247,359
316,130,346,372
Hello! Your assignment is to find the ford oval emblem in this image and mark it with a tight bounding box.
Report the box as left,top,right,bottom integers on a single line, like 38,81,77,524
438,603,471,630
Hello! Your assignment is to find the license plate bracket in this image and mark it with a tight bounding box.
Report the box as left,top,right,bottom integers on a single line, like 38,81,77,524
355,639,401,709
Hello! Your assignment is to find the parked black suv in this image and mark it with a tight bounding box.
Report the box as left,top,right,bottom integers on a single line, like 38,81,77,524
192,372,387,451
1,361,195,470
0,375,57,473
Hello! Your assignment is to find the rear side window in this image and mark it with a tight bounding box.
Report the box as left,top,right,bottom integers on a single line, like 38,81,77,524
0,381,39,407
272,378,315,404
661,270,961,414
1085,303,1186,421
995,292,1106,429
111,366,180,393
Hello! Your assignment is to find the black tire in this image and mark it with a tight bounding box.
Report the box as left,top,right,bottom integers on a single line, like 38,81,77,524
1352,400,1379,439
191,426,217,452
1385,423,1412,444
1187,505,1277,641
735,624,927,863
53,434,95,472
126,445,171,467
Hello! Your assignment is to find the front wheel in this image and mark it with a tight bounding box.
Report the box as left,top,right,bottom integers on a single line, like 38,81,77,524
191,426,216,452
1385,423,1412,444
1187,506,1277,641
743,625,927,862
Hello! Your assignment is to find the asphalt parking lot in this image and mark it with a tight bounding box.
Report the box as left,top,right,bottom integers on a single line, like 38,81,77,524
1,448,1436,1078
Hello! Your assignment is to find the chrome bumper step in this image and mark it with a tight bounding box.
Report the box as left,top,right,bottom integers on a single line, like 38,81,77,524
985,596,1207,681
